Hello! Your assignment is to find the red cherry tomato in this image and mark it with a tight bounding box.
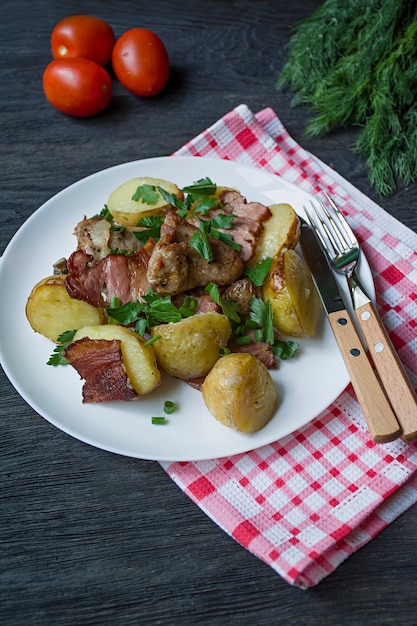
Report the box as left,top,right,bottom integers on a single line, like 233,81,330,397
51,15,115,67
112,28,170,97
43,58,112,117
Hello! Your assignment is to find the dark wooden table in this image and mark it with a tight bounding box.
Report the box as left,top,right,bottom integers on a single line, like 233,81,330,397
2,1,416,624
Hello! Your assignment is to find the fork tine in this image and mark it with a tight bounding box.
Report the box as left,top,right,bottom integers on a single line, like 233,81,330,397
304,199,342,259
321,191,357,248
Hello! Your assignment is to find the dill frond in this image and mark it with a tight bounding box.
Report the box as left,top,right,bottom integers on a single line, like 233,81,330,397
278,0,417,195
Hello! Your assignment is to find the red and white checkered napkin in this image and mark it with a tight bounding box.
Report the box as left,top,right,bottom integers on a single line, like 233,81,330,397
160,104,417,588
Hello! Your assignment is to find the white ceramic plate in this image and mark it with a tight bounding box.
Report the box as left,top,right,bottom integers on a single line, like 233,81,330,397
0,156,375,461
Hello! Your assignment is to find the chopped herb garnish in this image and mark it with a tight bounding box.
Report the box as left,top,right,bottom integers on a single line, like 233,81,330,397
151,416,167,425
158,186,191,217
248,297,275,345
189,222,213,262
47,329,76,366
245,257,273,286
132,184,159,204
145,334,161,346
272,339,299,360
98,204,114,223
164,400,175,414
110,225,125,234
205,283,242,323
235,335,251,346
182,177,216,196
105,289,199,335
133,215,164,243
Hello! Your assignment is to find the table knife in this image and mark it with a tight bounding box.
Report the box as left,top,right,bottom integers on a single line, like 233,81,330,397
299,219,401,443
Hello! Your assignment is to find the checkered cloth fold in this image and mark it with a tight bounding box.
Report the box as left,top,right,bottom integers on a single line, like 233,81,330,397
160,105,417,588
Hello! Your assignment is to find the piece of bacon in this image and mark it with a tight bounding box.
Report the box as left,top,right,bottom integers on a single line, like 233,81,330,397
63,337,138,403
65,243,153,307
228,340,277,369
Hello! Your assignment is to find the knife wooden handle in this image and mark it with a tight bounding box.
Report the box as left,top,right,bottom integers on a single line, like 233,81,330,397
328,310,401,443
354,301,417,440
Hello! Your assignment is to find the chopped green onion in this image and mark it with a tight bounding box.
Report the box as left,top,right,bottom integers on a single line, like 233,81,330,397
235,335,251,346
164,400,175,414
145,334,161,346
151,417,167,425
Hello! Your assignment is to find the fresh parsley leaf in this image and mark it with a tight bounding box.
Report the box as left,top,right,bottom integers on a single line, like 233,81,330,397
133,215,164,243
210,213,235,229
182,177,216,196
189,222,213,262
110,224,125,233
47,329,76,366
245,257,273,286
98,205,114,223
132,184,159,204
158,186,190,216
209,229,241,251
192,197,218,215
249,297,274,345
105,290,198,335
272,339,299,360
205,283,241,323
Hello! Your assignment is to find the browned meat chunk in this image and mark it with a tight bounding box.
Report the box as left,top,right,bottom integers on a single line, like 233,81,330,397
147,211,244,296
222,277,261,316
63,337,138,403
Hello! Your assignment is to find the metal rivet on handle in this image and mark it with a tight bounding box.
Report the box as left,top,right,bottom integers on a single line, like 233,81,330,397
374,343,384,353
350,348,361,357
337,317,348,326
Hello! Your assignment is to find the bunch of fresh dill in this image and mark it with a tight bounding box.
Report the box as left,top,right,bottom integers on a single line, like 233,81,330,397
278,0,417,195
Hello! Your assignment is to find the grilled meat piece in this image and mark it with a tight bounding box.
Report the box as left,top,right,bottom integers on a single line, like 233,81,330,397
147,211,244,296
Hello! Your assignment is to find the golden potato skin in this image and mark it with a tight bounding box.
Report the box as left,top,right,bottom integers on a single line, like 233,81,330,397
73,325,160,396
248,203,300,266
107,176,183,227
26,275,105,343
263,249,321,337
151,312,232,379
202,353,277,433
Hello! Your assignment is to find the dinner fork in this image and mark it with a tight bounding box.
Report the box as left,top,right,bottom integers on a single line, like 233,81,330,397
305,192,417,441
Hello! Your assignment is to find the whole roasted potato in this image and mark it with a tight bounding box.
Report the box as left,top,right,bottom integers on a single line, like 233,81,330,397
107,176,183,227
73,324,160,396
248,203,300,266
202,353,277,432
26,275,105,342
150,311,232,379
263,249,321,337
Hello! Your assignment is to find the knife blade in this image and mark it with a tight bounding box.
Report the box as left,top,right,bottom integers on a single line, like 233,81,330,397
299,219,401,443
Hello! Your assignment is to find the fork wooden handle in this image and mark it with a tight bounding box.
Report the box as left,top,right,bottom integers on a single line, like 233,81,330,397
328,310,401,443
354,301,417,440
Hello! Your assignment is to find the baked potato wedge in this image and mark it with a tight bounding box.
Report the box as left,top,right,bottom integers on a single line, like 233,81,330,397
150,311,232,379
249,203,300,266
73,325,160,396
202,353,277,432
107,176,183,227
263,249,321,337
26,275,105,343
